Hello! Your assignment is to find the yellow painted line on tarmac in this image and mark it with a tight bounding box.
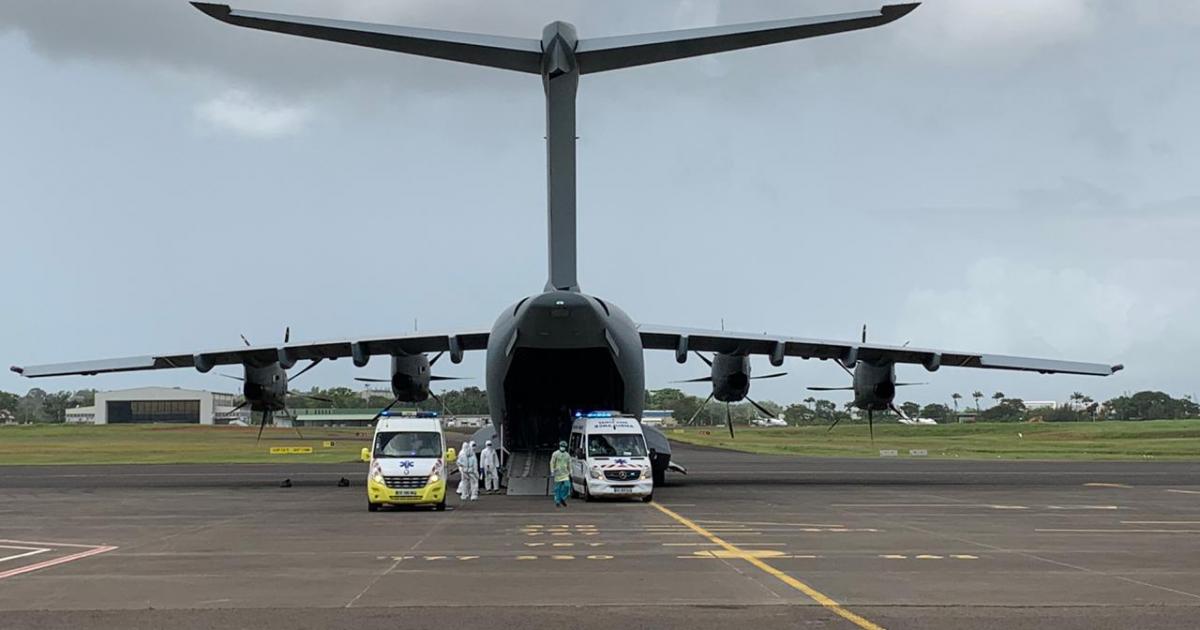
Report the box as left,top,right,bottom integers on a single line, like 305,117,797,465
650,502,885,630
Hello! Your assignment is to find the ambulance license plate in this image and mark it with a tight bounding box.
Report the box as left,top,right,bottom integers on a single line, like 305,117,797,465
394,490,419,497
613,487,633,493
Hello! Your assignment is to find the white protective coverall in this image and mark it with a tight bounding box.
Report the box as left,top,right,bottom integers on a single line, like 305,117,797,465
459,441,479,501
479,441,500,493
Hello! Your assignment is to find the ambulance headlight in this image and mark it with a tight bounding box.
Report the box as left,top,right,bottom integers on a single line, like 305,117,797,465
370,463,384,485
589,466,603,480
428,474,440,484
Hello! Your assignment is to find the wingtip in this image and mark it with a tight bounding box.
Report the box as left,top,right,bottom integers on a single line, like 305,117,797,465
1111,364,1125,374
881,3,921,20
191,2,232,20
9,365,24,376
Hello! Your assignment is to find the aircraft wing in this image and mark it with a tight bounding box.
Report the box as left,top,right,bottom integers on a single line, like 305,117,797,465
637,324,1122,377
10,330,491,378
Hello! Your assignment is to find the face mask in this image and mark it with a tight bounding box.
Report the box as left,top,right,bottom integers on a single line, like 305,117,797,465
559,446,566,452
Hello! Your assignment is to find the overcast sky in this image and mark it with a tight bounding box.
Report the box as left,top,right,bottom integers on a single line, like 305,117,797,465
2,0,1198,408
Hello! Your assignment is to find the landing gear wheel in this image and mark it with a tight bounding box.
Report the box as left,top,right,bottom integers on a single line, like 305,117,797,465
367,501,380,512
434,499,446,511
641,493,654,503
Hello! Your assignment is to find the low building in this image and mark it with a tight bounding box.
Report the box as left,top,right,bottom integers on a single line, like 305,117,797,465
1024,401,1058,410
64,387,240,425
640,409,677,427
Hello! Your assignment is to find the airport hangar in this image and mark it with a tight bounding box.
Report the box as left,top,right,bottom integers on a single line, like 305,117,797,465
65,386,242,425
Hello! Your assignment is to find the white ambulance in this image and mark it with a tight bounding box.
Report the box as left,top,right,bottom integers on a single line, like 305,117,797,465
567,414,654,502
361,415,455,511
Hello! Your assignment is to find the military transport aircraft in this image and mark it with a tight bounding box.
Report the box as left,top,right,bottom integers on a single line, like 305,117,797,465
11,3,1122,484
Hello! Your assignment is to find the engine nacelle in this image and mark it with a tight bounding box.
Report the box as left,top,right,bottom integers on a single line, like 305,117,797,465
242,362,288,411
390,354,433,403
852,360,896,410
710,353,751,403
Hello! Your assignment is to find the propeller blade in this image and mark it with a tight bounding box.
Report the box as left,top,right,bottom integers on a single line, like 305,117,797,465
693,351,713,367
222,400,249,416
354,377,390,383
284,326,290,343
826,416,842,432
218,373,244,381
895,382,928,387
240,334,251,347
725,403,735,439
430,390,456,420
745,396,776,420
687,392,714,426
289,392,333,403
867,408,875,444
836,359,855,377
750,372,787,380
861,324,867,343
256,409,269,443
288,359,323,382
889,402,911,422
282,407,304,440
671,376,714,384
429,375,471,381
371,398,401,422
429,351,444,367
807,386,854,391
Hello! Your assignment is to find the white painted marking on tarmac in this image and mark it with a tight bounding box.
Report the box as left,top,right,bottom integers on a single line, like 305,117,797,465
915,554,943,560
1047,505,1120,510
696,519,845,528
0,543,117,580
1036,529,1200,534
1123,521,1200,525
0,545,50,564
834,503,1027,509
1084,483,1131,488
951,555,979,560
1166,489,1200,495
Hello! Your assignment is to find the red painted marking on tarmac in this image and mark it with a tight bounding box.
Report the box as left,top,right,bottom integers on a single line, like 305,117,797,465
0,542,117,580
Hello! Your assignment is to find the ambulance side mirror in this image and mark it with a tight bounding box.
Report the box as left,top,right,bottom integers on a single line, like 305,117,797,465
446,448,457,464
360,448,370,463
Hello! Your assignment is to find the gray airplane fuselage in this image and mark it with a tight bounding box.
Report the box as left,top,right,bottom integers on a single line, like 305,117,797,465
486,290,644,450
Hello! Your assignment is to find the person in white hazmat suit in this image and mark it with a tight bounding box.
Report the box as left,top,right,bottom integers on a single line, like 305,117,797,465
479,440,500,494
458,441,479,501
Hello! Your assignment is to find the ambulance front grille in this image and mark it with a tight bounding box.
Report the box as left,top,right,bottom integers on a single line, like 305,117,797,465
383,476,428,489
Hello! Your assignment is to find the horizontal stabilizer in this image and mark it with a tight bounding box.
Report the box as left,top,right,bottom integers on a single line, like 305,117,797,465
191,3,543,73
576,4,919,73
807,386,854,391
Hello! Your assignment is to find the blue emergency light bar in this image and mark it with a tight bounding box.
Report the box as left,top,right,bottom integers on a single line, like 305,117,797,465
574,411,615,418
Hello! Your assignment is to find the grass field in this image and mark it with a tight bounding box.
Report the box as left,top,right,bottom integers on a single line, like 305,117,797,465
0,424,376,465
2,421,1199,465
667,420,1200,461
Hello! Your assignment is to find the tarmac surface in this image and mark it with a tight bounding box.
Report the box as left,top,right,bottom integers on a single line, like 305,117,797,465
2,440,1200,629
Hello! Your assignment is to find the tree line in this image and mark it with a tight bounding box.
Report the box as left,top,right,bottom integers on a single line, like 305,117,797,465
2,385,1196,425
